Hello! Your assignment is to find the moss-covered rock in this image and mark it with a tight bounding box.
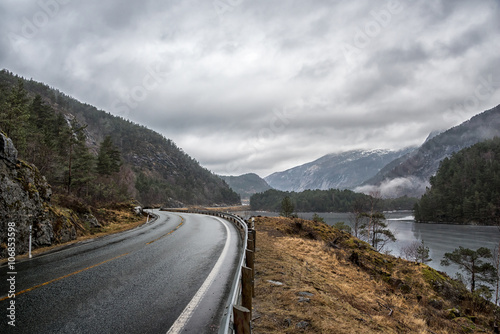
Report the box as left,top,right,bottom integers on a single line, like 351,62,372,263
447,307,461,319
0,133,91,258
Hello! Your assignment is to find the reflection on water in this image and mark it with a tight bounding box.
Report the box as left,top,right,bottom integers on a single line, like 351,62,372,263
238,210,500,280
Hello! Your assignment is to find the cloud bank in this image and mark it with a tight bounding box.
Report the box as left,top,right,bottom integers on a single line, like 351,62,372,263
1,0,499,177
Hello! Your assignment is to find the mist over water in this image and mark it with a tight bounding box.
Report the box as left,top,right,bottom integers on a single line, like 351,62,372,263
240,211,500,281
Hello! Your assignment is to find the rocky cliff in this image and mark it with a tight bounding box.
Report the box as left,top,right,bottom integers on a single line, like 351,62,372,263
0,133,82,258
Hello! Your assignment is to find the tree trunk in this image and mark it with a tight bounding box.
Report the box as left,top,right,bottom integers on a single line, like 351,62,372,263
67,143,72,194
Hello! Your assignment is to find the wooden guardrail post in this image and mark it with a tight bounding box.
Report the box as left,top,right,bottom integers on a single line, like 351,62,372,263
251,229,256,249
245,249,254,298
233,305,251,334
241,266,253,318
248,229,256,252
247,238,254,253
245,249,254,273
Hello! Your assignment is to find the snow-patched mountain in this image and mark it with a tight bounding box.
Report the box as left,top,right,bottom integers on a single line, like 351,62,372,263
358,104,500,198
264,149,413,192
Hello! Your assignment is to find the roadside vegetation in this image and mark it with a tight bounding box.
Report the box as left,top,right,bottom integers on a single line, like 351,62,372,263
253,216,499,333
2,202,148,262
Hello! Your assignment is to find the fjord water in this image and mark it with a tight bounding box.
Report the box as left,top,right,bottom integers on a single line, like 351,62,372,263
242,211,500,279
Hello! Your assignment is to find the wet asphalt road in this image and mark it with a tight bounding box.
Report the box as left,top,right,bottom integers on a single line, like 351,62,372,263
0,210,241,333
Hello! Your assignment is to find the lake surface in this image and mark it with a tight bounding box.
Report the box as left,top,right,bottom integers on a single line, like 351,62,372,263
238,210,500,281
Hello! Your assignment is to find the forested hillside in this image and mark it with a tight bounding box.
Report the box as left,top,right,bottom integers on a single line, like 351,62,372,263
220,173,271,200
414,137,500,224
250,188,417,212
0,70,240,207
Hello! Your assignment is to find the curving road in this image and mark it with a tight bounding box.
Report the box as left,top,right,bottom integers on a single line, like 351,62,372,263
0,210,242,333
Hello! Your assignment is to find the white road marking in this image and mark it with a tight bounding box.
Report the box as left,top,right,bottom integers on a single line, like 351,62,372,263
166,216,232,334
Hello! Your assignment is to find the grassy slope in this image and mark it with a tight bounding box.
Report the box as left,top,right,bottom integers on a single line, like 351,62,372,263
6,203,147,262
253,217,497,334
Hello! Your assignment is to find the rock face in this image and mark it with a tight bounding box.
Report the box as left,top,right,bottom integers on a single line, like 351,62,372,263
0,133,79,258
0,134,17,164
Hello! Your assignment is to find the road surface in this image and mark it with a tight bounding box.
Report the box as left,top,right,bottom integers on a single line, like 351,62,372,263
0,210,242,333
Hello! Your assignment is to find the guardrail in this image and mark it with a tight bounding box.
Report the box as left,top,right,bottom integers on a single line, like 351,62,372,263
160,208,255,334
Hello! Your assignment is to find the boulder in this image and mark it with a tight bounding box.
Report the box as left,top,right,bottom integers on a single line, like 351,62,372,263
296,321,310,329
0,133,18,164
81,213,101,228
133,206,142,215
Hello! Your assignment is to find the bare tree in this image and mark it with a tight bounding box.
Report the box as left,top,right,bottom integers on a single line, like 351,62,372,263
358,191,396,252
400,241,420,262
492,242,500,304
400,240,431,264
349,197,366,238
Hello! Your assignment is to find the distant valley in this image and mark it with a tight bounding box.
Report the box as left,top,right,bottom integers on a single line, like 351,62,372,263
219,173,271,203
264,148,413,192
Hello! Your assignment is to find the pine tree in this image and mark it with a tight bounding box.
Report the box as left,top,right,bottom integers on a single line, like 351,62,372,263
360,211,396,252
29,94,53,130
0,80,30,155
441,246,496,293
70,123,94,196
359,192,396,252
416,240,432,264
280,196,295,218
65,119,89,194
25,94,60,174
96,135,121,175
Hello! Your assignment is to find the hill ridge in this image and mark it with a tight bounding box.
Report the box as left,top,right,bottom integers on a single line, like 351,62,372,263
0,69,240,206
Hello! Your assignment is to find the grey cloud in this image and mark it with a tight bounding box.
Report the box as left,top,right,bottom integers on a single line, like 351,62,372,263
0,0,498,177
370,44,429,68
294,59,337,80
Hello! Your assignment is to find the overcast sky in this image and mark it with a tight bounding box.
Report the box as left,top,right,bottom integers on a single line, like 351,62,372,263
1,0,500,177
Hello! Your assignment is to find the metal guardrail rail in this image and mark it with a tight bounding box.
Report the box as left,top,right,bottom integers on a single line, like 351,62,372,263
159,208,253,333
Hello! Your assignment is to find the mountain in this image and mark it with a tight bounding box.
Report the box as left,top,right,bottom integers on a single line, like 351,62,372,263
220,173,271,202
0,69,240,206
359,104,500,198
264,148,414,192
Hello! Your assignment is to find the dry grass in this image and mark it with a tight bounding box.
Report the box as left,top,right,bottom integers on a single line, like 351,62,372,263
91,206,146,235
252,217,497,334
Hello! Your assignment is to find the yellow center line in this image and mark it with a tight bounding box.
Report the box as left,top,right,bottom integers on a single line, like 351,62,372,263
146,216,184,245
0,252,129,302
